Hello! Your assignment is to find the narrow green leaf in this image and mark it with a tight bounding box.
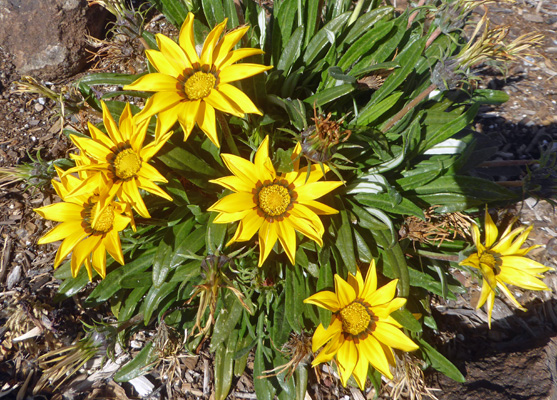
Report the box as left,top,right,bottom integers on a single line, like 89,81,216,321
277,26,305,74
305,83,355,107
354,193,424,218
356,91,404,126
418,338,466,382
211,294,245,351
341,7,393,46
253,341,275,400
214,329,239,400
202,0,226,28
391,308,422,332
149,0,189,27
114,342,157,382
331,200,357,274
78,72,145,86
304,12,351,65
152,218,195,288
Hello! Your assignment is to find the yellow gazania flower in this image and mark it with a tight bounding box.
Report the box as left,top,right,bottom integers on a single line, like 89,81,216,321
123,12,272,147
208,136,343,266
64,101,173,220
304,261,419,389
34,167,132,280
460,207,553,328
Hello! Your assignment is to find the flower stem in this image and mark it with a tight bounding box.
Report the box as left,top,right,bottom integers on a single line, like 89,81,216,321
216,112,239,156
381,83,437,133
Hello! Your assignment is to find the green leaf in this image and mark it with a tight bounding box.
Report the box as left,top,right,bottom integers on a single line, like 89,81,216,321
304,12,351,66
354,193,424,218
342,7,393,46
114,342,157,382
419,104,480,152
86,248,156,303
206,212,227,253
418,338,466,382
391,308,422,332
141,281,179,323
222,0,240,28
253,333,275,400
214,328,239,400
471,89,509,105
277,26,305,75
331,200,357,274
158,142,220,188
414,176,517,204
336,19,395,73
373,229,410,297
304,83,355,107
270,292,291,348
152,218,196,288
77,72,145,86
149,0,189,27
202,0,226,28
211,293,245,351
285,265,307,333
356,91,404,126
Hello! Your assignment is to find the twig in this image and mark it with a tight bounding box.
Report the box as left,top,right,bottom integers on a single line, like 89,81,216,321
477,160,538,168
381,83,437,133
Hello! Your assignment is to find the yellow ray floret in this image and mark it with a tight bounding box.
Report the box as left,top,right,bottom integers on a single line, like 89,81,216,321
208,136,343,266
460,207,553,328
123,12,272,147
64,101,173,221
304,260,419,389
34,167,132,281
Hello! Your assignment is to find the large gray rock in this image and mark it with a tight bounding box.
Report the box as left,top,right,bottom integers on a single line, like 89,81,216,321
0,0,110,80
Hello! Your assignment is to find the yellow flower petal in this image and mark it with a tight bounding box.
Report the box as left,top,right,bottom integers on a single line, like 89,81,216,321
295,181,343,202
34,203,82,223
304,290,341,312
101,102,124,144
337,340,358,387
143,49,183,78
484,208,499,248
213,26,249,67
334,275,356,308
352,350,369,390
196,101,219,147
258,221,278,266
178,13,199,64
219,48,266,69
210,176,253,193
156,32,191,72
227,209,264,244
220,154,258,185
104,230,125,265
311,318,342,351
219,63,273,84
216,83,263,115
200,19,228,66
360,260,378,299
366,279,398,307
38,221,83,244
373,321,419,352
359,335,392,379
204,88,247,117
123,73,180,93
209,191,254,213
276,220,296,264
71,235,102,277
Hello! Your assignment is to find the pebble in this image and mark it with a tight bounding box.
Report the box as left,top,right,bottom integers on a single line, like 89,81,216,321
523,13,545,23
34,103,44,112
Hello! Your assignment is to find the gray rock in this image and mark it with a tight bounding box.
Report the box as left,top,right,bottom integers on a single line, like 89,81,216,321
0,0,110,80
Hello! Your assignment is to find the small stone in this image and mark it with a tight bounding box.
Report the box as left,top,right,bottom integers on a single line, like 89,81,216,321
523,13,545,23
34,103,44,112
